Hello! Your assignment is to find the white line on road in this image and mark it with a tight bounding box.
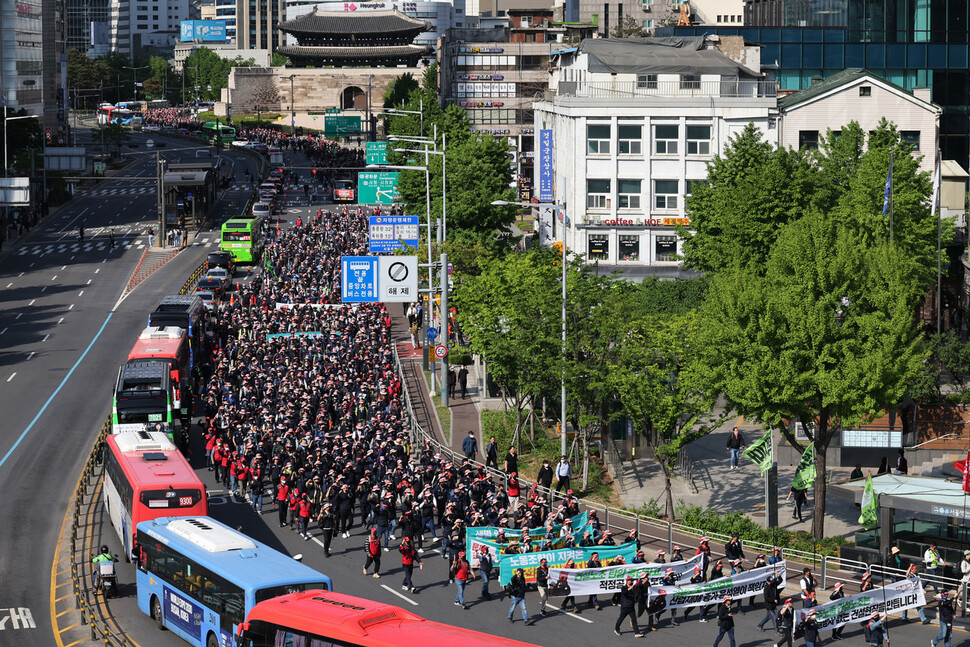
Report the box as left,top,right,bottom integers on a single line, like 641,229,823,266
57,318,64,325
15,313,22,319
28,299,35,306
61,266,66,270
95,268,100,274
87,279,92,285
26,352,34,360
0,328,6,335
18,272,23,277
42,334,49,342
544,603,594,623
380,584,419,606
51,275,57,281
6,373,14,382
29,263,33,268
68,304,74,310
40,287,46,292
5,283,10,288
78,291,84,296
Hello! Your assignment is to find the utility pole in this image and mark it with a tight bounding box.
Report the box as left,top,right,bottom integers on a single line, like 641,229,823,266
157,151,166,247
440,252,449,407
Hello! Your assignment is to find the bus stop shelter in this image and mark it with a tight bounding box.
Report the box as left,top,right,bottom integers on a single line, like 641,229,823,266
162,169,215,231
832,474,970,571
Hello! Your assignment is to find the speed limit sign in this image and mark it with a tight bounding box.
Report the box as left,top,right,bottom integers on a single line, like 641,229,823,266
434,345,448,358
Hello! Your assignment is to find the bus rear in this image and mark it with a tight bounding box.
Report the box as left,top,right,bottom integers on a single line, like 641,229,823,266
103,432,208,560
238,590,542,647
148,296,206,370
128,326,191,420
221,219,262,263
136,516,333,647
112,360,175,438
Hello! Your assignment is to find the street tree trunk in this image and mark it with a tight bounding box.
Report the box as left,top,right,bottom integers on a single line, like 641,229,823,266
811,409,829,539
661,460,676,522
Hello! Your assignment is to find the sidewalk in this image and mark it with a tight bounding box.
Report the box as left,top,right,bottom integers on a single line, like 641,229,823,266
619,416,863,538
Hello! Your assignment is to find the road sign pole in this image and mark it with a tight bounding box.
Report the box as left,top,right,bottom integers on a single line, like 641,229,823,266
441,252,449,408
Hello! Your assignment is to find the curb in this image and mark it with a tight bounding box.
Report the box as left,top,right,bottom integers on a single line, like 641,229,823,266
125,247,182,293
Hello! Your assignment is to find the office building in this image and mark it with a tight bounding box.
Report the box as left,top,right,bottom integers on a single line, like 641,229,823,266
110,0,191,57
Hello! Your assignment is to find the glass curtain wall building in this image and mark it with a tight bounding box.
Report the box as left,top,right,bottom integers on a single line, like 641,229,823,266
660,0,970,167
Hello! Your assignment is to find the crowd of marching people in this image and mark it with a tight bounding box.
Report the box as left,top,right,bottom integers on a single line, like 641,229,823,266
190,200,958,647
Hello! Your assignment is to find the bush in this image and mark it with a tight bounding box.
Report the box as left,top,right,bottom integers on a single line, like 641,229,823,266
449,346,473,368
676,503,847,557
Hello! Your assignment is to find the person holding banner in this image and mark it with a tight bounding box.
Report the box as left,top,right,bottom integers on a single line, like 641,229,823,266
614,577,645,637
757,571,782,633
801,608,820,647
828,583,845,640
682,566,707,623
900,564,929,623
560,558,579,612
712,596,736,647
866,612,887,646
585,552,604,611
931,590,954,647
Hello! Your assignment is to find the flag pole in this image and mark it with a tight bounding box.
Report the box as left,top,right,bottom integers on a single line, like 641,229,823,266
934,154,942,335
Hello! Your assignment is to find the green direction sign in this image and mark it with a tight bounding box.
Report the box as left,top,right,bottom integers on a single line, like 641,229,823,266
326,108,340,114
366,142,388,165
324,115,361,135
358,171,400,205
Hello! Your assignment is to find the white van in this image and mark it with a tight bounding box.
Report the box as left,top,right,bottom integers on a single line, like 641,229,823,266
252,202,271,220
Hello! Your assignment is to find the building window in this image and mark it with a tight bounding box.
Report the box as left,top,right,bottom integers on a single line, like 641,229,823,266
642,19,653,28
587,179,611,209
859,86,871,96
901,130,920,150
587,123,611,154
521,14,531,25
680,74,700,90
654,180,678,209
686,179,707,196
618,179,641,209
636,74,657,89
716,14,722,21
618,124,642,155
798,130,819,149
655,235,678,261
654,124,678,154
619,234,639,261
686,124,711,155
588,234,609,261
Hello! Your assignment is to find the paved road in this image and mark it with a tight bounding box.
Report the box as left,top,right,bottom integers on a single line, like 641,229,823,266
0,130,259,647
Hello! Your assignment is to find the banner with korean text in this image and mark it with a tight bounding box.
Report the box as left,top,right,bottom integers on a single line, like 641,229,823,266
646,562,788,609
793,578,925,631
548,553,704,596
498,544,636,585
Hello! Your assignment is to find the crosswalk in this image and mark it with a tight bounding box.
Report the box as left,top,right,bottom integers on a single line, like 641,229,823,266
16,237,220,255
75,186,155,197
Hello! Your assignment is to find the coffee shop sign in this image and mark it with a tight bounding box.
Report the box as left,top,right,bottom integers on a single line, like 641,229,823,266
603,217,691,227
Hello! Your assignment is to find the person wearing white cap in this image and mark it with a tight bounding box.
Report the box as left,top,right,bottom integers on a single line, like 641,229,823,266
712,595,736,647
959,549,970,605
865,612,885,646
828,582,845,640
802,608,820,647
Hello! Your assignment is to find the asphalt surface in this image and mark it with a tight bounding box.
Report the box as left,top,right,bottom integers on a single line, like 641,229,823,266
0,128,260,647
4,136,959,647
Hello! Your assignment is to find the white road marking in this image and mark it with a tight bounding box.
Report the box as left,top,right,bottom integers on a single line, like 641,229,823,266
87,279,92,285
544,602,594,623
0,328,5,334
61,266,66,270
15,313,22,319
51,275,56,281
28,300,35,306
29,263,33,268
68,304,74,310
6,373,14,382
18,272,23,277
380,584,419,606
40,287,46,292
95,268,100,273
26,352,34,360
78,291,84,296
42,334,49,342
5,283,10,288
57,318,64,325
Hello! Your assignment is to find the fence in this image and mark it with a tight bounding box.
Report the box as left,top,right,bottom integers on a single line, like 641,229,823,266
554,78,778,100
70,416,137,646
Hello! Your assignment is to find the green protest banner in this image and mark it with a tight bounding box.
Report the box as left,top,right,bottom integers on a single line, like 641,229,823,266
498,544,635,585
742,430,772,475
791,441,816,490
858,472,878,529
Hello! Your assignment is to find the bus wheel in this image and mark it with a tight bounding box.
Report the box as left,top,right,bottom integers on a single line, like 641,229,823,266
151,595,165,630
207,632,219,647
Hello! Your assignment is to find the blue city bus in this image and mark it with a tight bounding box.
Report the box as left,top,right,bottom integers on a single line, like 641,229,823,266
136,516,333,647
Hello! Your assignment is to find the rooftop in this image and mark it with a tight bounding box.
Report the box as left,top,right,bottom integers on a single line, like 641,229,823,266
564,37,761,78
777,68,936,110
279,8,430,36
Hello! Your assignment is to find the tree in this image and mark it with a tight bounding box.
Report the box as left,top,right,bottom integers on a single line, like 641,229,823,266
142,77,163,98
680,123,816,274
611,15,650,38
271,52,290,67
100,122,130,156
611,310,720,520
184,48,255,101
697,209,928,538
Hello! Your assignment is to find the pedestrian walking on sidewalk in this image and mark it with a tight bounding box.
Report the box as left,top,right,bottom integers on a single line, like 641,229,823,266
458,364,469,398
726,427,745,469
555,456,572,493
147,227,155,248
462,431,478,461
485,436,499,469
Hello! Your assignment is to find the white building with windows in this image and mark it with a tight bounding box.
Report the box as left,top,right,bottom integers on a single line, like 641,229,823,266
111,0,192,56
533,36,776,275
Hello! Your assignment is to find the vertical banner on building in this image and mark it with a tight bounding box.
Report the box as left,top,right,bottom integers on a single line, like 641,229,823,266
538,128,553,201
538,206,554,247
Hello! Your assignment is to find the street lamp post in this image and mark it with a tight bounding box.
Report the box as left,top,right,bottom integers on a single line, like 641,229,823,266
280,75,296,135
383,99,424,137
494,199,568,459
123,65,149,101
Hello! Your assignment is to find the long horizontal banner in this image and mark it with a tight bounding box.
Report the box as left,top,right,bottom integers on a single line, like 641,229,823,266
466,512,589,542
548,553,704,596
468,527,593,568
465,512,589,568
498,544,637,586
647,561,788,609
793,578,925,631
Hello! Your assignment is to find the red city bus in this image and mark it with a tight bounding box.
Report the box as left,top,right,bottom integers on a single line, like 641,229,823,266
102,431,208,560
237,590,542,647
128,326,192,421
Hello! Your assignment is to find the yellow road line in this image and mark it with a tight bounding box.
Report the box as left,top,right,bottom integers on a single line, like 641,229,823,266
58,623,79,633
64,640,86,647
54,593,73,602
50,459,87,647
54,608,74,618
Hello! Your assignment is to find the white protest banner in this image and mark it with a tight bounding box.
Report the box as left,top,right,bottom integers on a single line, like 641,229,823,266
793,578,926,631
548,553,704,596
647,562,788,610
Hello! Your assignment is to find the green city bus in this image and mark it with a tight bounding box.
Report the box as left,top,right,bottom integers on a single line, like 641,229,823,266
220,218,263,263
202,121,235,144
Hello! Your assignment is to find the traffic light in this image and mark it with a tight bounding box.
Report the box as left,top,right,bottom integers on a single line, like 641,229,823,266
45,129,52,144
311,169,317,176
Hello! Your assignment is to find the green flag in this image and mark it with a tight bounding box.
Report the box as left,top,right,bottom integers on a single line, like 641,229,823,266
859,472,878,529
742,430,772,475
790,442,816,490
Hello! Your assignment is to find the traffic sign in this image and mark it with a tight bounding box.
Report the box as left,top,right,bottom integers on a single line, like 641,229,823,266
366,142,388,165
435,345,448,358
358,172,400,205
426,327,439,340
378,255,418,303
325,115,361,135
368,215,419,253
340,256,379,302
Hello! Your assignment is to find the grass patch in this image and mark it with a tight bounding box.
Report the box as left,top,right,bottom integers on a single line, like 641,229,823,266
482,409,621,507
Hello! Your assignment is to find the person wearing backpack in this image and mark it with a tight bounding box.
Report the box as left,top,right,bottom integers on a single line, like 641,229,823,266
363,528,382,578
772,598,794,647
932,590,955,647
478,545,494,599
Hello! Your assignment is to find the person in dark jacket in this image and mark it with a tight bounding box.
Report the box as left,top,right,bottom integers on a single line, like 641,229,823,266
713,596,736,647
726,427,745,469
585,553,603,611
614,577,645,637
866,612,886,646
682,566,706,623
932,590,955,647
537,460,554,489
462,431,478,461
535,558,550,616
757,572,781,632
316,503,335,558
725,533,745,562
478,546,494,599
775,598,795,647
828,582,845,640
399,536,421,593
507,568,532,625
802,608,820,647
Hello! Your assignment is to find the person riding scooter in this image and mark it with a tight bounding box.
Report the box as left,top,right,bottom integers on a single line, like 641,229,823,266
92,545,118,593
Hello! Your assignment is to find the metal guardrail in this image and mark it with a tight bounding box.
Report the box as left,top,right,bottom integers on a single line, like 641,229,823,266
70,416,136,645
677,447,698,494
179,260,207,295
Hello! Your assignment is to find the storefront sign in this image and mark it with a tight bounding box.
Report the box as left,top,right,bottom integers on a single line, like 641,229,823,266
477,128,511,135
459,101,504,107
604,218,636,226
597,217,691,227
460,46,504,53
459,74,504,80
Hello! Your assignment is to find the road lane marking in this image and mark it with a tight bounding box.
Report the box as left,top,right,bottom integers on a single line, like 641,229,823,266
78,291,83,296
42,335,49,342
7,373,14,382
94,268,100,273
28,300,35,306
18,272,23,277
15,313,22,319
68,304,74,310
57,318,63,324
51,275,57,281
26,352,34,360
86,280,91,285
544,602,594,623
380,584,419,606
5,283,10,288
0,312,113,471
61,266,66,270
0,328,5,334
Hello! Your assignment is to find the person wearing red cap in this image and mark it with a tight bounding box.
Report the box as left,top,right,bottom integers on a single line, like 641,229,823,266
803,608,820,647
535,558,550,616
773,598,795,647
399,536,421,593
696,537,712,578
614,576,645,637
452,550,473,609
713,595,736,647
682,566,707,623
828,583,845,640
